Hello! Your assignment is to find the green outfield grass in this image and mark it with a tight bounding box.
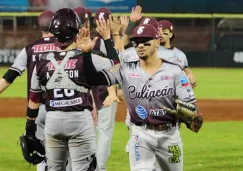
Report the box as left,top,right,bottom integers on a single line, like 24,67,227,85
0,67,242,99
0,119,242,171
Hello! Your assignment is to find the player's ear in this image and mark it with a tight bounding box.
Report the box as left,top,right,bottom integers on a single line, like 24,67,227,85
169,32,173,39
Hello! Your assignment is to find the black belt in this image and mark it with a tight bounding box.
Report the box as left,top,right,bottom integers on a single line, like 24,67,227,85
135,122,175,131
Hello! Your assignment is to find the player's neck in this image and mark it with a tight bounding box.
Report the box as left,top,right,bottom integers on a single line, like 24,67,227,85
140,53,162,73
42,32,53,38
163,41,171,49
59,42,77,52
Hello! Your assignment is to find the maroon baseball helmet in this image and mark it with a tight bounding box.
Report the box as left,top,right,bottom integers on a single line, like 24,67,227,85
159,20,175,40
93,7,111,23
86,8,93,18
73,6,89,24
130,24,159,41
38,10,54,32
140,17,159,30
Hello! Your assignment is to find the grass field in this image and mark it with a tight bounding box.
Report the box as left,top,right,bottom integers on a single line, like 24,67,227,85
0,67,243,171
0,119,243,171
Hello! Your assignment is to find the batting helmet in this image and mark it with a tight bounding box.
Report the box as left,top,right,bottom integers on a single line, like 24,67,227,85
50,8,82,45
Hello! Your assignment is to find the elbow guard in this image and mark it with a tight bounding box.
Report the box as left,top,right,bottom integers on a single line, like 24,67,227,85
2,69,21,83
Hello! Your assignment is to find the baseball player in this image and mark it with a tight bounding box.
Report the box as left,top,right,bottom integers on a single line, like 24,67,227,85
0,10,56,171
80,24,203,171
158,20,197,88
25,8,120,171
121,16,189,153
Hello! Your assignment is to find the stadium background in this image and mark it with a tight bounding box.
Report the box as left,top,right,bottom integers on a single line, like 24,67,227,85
0,0,243,171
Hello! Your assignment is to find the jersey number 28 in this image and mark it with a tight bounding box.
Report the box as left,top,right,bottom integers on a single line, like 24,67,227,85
54,89,75,98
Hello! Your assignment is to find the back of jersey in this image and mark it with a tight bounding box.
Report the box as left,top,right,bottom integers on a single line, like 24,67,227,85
36,50,93,112
15,37,58,99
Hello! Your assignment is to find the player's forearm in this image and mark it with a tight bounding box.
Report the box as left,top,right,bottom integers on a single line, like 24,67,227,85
83,52,110,86
122,34,131,47
112,35,124,52
27,99,40,120
104,38,120,63
0,78,11,94
90,89,97,110
123,21,136,47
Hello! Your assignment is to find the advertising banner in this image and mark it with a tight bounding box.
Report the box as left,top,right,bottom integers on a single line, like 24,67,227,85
84,0,136,12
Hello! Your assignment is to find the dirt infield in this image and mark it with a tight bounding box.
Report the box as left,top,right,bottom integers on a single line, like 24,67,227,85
0,98,242,121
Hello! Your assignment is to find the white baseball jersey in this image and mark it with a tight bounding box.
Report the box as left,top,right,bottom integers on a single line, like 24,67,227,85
101,59,196,125
172,47,189,67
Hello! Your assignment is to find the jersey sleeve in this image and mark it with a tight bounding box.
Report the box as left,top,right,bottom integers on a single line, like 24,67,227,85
10,47,28,75
99,39,108,57
174,69,196,103
119,47,139,63
2,48,28,83
102,64,123,85
179,52,189,67
91,54,113,71
29,66,42,103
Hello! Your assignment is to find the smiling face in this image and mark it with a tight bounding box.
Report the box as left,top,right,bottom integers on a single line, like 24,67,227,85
134,38,160,60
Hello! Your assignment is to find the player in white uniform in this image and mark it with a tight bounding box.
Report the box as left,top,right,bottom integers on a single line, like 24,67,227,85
121,15,190,153
80,23,203,171
158,20,197,88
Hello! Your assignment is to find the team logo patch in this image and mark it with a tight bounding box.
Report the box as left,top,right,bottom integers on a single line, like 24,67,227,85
135,105,148,120
180,76,189,87
161,76,172,80
50,97,82,107
128,72,140,78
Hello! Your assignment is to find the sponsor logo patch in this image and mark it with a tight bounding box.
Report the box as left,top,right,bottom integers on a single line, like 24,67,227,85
135,105,147,120
161,75,172,80
128,72,140,78
32,44,59,53
46,59,77,71
50,97,82,107
149,109,166,116
180,76,189,87
134,135,140,161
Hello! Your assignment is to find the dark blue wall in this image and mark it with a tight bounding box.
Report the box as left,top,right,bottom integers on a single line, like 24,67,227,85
140,0,243,13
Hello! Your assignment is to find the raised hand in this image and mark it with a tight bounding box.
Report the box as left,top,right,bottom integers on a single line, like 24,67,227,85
95,18,111,40
109,15,121,35
77,28,98,52
130,5,143,22
120,15,129,35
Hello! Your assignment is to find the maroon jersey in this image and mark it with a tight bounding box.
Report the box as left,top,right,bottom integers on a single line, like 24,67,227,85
10,37,58,99
90,31,110,110
30,50,114,112
92,86,108,110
